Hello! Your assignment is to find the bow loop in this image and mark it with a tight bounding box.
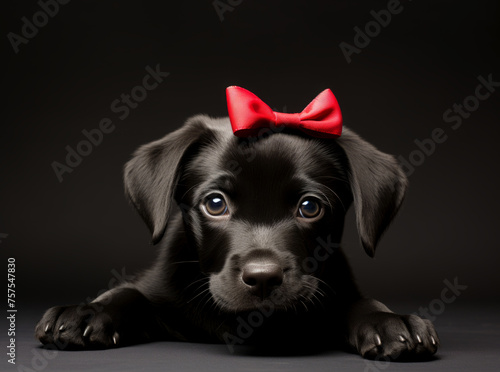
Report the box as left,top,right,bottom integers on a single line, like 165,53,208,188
226,86,342,138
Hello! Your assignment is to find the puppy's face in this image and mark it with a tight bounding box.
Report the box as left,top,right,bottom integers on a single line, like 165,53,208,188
124,115,407,313
178,133,351,311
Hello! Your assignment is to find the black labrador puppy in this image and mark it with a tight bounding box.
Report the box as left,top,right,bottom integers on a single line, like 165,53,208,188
35,114,439,359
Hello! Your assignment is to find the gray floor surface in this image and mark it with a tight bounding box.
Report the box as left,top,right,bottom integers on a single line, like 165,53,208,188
5,303,500,372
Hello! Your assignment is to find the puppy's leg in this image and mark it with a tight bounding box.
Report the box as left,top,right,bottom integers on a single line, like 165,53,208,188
35,287,162,349
346,298,439,360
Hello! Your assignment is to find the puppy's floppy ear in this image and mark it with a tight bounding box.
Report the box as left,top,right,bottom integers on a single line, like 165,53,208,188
124,115,215,245
336,128,408,257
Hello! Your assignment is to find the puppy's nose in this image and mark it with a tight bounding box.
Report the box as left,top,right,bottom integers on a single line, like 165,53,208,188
241,262,283,299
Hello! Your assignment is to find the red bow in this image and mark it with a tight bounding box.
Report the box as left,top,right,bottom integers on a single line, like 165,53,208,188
226,86,343,138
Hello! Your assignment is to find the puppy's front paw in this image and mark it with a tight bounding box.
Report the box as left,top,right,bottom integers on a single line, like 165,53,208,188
35,304,122,349
351,312,439,360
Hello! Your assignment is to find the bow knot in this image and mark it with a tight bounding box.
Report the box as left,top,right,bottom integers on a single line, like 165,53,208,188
226,86,343,138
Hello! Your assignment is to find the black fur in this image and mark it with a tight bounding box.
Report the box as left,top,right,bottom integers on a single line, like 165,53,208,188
35,115,438,359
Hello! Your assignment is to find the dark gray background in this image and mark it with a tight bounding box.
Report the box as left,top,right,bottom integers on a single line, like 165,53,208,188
2,0,500,371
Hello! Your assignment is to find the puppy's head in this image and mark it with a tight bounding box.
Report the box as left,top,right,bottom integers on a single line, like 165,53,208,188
124,115,407,311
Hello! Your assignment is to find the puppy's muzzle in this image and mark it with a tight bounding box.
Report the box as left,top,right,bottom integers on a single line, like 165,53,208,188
241,261,284,300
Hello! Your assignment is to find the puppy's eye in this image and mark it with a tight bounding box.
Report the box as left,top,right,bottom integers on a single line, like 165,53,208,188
298,198,322,219
204,194,229,217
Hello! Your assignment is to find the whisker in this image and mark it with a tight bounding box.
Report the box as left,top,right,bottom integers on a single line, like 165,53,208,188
208,295,223,313
183,276,209,291
312,276,336,296
301,284,321,305
310,292,322,305
305,281,326,298
317,189,334,211
317,175,349,184
320,184,346,212
168,260,200,265
181,182,202,201
187,287,211,304
196,291,214,314
193,281,210,294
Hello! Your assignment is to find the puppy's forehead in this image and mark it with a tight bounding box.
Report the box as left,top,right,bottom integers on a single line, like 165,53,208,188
192,133,342,195
226,135,326,178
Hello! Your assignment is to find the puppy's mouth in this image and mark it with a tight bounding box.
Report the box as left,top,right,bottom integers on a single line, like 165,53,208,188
208,262,320,312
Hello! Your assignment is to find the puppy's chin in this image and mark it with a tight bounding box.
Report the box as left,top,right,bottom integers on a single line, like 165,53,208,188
208,274,320,313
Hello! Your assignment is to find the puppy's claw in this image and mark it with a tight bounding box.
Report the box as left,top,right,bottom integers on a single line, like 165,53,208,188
58,324,66,332
83,325,92,338
44,323,50,333
375,334,382,346
112,332,119,346
416,334,422,343
431,336,436,345
398,335,405,342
